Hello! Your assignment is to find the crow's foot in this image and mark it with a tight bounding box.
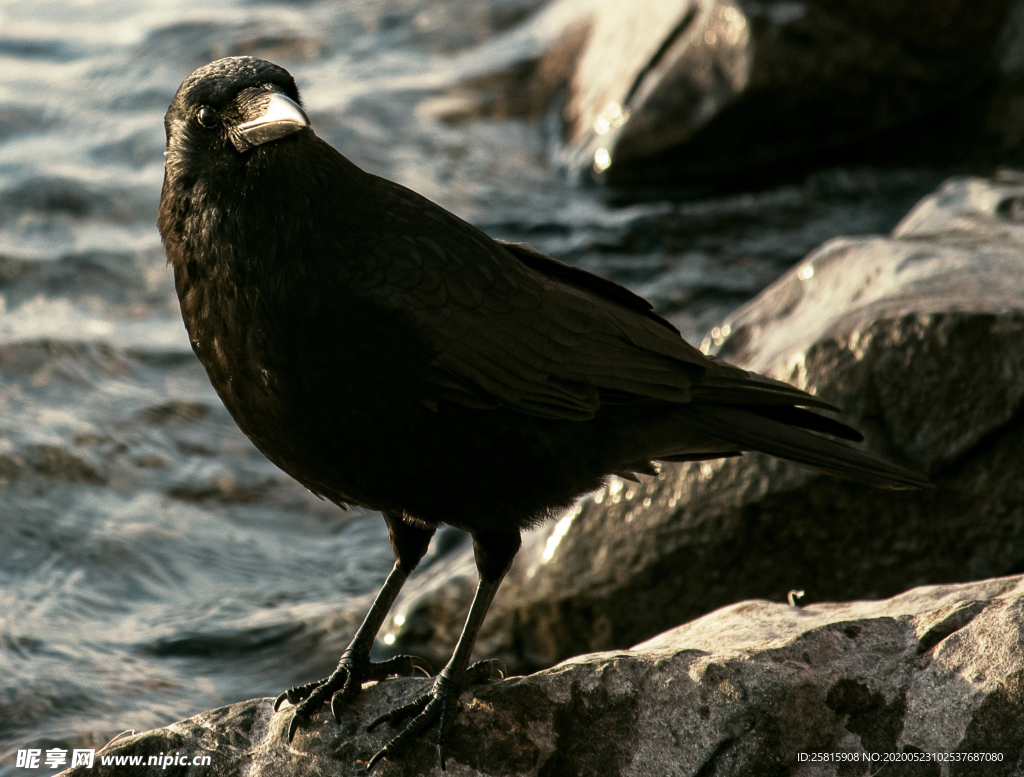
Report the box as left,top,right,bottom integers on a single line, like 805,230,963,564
366,659,502,772
275,651,430,741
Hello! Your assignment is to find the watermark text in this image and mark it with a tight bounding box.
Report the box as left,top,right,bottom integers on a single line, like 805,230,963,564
15,749,213,770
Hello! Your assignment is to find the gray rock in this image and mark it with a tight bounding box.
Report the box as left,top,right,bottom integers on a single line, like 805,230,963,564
417,0,1023,183
386,173,1024,674
566,0,1021,183
59,575,1024,775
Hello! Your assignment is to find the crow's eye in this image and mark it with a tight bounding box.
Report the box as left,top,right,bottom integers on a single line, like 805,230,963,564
197,106,219,129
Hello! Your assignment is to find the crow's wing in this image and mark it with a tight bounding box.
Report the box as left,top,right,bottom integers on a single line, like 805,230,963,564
352,177,828,421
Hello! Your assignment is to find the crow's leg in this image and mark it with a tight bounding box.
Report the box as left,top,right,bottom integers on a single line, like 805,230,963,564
277,512,435,740
367,528,520,771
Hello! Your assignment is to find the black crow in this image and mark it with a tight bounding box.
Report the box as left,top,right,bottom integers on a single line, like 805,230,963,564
158,56,928,771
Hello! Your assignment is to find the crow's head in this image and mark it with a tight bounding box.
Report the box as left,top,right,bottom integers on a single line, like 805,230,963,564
163,57,310,179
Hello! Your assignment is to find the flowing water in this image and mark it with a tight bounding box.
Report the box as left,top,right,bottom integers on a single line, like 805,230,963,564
0,0,953,769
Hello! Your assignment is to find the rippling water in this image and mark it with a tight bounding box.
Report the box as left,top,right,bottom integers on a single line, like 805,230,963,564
0,0,953,769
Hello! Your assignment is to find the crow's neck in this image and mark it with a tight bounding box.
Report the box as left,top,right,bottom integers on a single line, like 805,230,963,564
158,137,369,367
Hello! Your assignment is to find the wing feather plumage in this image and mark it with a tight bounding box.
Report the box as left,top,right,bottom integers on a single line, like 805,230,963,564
352,177,830,421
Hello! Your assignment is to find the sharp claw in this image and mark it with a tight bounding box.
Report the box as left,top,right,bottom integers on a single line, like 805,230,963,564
368,654,434,681
274,680,320,712
331,677,356,724
437,692,456,772
366,749,387,771
287,712,303,742
466,658,505,683
410,656,433,677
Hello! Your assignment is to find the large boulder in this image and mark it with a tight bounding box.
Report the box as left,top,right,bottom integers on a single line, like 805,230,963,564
566,0,1022,183
58,575,1024,776
419,0,1024,184
385,172,1024,675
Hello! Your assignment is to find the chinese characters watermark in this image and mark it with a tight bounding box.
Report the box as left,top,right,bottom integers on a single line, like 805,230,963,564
15,749,211,769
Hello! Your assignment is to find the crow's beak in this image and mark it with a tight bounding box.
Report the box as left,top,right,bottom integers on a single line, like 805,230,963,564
233,93,310,152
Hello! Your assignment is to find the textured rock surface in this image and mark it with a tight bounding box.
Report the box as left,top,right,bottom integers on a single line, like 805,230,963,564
387,172,1024,675
59,575,1024,776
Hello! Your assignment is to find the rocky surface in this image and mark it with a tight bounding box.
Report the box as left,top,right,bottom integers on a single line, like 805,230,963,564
421,0,1024,184
569,0,1022,184
385,172,1024,675
59,575,1024,776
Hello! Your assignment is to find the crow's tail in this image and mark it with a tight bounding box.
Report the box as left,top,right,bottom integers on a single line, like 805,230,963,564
672,404,929,490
